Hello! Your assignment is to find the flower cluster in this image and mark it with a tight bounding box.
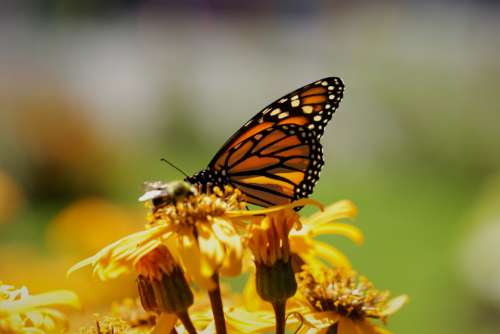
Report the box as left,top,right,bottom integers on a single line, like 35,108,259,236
0,180,406,333
63,180,406,334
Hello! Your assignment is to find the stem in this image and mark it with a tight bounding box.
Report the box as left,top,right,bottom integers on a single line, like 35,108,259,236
177,311,197,334
272,300,286,334
208,274,227,334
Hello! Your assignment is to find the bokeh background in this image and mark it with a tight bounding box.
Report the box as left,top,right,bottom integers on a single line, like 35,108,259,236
1,1,500,333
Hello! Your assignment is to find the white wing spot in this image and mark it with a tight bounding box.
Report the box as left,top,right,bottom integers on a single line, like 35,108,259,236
321,81,328,86
325,104,331,109
314,115,322,122
308,124,315,130
279,98,287,103
278,112,289,119
270,108,281,116
302,106,313,114
329,95,335,100
291,100,300,107
328,86,334,90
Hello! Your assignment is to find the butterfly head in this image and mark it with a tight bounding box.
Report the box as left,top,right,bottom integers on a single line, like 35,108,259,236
139,180,195,210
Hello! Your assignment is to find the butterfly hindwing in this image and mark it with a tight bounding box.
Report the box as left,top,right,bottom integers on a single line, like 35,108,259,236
186,77,344,207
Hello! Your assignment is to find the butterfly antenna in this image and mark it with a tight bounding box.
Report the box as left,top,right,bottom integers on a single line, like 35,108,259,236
160,158,189,178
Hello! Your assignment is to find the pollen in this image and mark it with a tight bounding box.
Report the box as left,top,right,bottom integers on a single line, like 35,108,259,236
150,185,247,228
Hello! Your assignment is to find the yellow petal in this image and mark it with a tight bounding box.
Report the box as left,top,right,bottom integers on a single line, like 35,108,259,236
302,311,339,329
310,223,364,245
177,233,216,291
67,226,167,279
225,307,277,333
305,200,357,226
0,290,80,313
197,223,224,278
212,218,243,277
310,240,353,268
380,295,409,316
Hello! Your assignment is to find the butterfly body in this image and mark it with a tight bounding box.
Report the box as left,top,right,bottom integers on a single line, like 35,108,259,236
186,77,344,207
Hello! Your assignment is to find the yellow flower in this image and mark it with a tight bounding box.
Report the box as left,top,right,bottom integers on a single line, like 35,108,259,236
148,184,248,290
243,200,362,311
0,282,80,334
295,266,408,334
69,184,248,291
241,200,323,334
290,199,362,270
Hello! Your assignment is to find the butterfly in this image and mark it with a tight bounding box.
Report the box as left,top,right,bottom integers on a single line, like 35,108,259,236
185,77,344,207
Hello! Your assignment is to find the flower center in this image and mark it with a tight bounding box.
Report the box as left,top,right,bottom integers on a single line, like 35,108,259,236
150,186,246,228
297,268,390,320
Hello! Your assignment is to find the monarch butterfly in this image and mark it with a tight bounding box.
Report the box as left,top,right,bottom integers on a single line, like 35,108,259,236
185,77,344,207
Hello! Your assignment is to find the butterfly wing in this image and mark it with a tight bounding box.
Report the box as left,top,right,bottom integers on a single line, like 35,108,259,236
221,124,323,206
186,77,344,207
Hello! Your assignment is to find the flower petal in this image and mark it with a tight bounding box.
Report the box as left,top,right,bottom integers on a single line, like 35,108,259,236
380,295,409,316
177,232,216,290
305,200,357,227
212,218,243,277
197,223,225,278
309,240,353,268
309,223,364,245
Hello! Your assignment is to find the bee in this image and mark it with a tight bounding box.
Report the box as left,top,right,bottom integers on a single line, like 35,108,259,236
138,180,195,210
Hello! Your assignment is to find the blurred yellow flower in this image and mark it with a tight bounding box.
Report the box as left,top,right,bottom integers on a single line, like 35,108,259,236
0,282,80,334
0,244,136,310
295,266,408,334
47,198,143,255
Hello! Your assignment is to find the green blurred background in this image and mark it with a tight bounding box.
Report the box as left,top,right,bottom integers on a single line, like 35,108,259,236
1,1,500,333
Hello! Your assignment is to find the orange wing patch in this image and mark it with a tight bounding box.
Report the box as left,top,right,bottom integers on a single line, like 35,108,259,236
302,95,327,105
230,122,273,149
229,156,280,174
261,136,302,155
227,141,254,167
252,130,287,152
278,116,309,126
300,86,327,97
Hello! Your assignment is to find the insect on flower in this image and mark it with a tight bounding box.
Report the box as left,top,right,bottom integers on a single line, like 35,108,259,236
139,180,195,210
186,77,345,208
